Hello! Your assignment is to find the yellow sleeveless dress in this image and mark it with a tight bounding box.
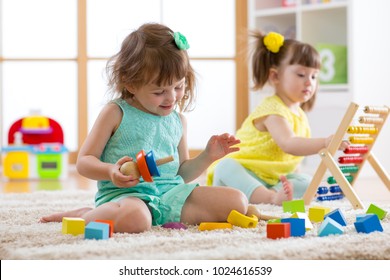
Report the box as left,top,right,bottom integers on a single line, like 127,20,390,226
207,95,311,186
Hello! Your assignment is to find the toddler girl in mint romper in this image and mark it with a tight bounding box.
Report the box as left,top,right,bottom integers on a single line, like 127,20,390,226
95,99,198,226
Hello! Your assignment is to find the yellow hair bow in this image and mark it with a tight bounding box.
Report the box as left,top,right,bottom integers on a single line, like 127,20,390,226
263,32,284,53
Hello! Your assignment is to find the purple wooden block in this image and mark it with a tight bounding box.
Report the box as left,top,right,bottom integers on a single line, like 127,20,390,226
161,222,188,230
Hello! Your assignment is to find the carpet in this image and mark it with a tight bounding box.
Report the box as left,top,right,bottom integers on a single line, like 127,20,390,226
1,190,389,260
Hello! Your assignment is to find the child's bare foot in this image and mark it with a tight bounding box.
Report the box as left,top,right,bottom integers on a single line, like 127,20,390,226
271,176,293,205
39,207,92,223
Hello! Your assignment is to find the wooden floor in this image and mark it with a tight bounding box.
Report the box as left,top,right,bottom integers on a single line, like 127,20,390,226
1,165,390,203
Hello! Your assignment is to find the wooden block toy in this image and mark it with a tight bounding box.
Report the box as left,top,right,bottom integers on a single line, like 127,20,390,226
282,199,305,213
354,214,383,234
267,219,282,224
266,223,291,239
308,206,331,223
85,221,110,240
324,208,347,226
198,222,232,231
246,205,281,221
95,219,114,237
227,210,258,228
318,217,344,237
355,214,367,221
120,150,174,182
162,222,188,230
62,217,85,235
291,212,313,231
366,204,387,220
281,218,305,237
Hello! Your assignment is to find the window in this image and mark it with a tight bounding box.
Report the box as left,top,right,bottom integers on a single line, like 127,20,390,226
0,0,247,163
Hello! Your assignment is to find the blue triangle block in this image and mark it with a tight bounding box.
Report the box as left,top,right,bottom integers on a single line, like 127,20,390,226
318,217,344,237
354,214,383,234
325,208,347,226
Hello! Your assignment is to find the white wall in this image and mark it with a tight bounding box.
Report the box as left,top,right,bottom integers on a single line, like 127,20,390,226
350,0,390,177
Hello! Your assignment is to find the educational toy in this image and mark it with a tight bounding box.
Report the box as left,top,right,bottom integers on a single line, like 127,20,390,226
366,204,387,220
303,103,390,209
84,222,110,240
318,217,344,237
266,223,291,239
227,210,258,228
95,219,114,237
120,150,173,182
308,206,331,223
246,205,281,221
162,222,188,230
324,208,347,226
2,115,68,180
354,214,383,234
62,217,85,236
280,218,306,237
198,222,232,231
291,212,313,231
282,199,305,213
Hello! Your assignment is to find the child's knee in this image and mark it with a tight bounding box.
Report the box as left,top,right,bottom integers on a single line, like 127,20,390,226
116,207,152,233
226,188,249,215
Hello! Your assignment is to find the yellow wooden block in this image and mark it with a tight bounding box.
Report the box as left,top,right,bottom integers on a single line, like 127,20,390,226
227,210,258,228
198,222,232,231
291,212,313,231
62,217,85,235
308,206,331,223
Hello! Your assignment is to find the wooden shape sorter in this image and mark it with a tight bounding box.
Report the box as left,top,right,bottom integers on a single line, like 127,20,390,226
303,103,390,209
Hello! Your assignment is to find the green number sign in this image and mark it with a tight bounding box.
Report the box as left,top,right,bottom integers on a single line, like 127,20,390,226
316,44,348,84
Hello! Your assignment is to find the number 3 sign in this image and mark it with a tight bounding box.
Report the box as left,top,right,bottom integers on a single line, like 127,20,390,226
317,44,348,84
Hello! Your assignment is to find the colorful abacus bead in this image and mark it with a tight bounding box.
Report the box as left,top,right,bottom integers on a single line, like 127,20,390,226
359,117,384,124
363,106,389,114
317,186,328,195
339,165,359,173
349,136,374,144
338,156,363,164
317,194,344,201
327,175,353,184
347,126,378,134
329,185,342,193
343,146,368,154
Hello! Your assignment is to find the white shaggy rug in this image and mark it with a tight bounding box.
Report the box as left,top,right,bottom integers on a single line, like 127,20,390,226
1,190,389,260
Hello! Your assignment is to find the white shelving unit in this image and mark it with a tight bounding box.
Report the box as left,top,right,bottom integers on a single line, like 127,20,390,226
248,0,390,177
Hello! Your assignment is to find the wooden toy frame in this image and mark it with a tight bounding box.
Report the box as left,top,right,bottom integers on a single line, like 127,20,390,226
303,102,390,209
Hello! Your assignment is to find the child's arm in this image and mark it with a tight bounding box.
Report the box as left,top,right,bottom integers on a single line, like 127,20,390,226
260,114,347,156
76,103,139,188
177,114,240,183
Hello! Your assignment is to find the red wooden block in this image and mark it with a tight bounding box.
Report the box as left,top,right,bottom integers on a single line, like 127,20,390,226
266,223,291,239
95,220,114,237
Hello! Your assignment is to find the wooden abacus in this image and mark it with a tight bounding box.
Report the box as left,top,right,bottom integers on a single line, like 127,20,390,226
303,103,390,209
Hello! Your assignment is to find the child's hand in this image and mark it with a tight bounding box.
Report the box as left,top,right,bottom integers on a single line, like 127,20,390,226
206,133,240,161
111,156,140,188
325,135,350,151
339,140,350,151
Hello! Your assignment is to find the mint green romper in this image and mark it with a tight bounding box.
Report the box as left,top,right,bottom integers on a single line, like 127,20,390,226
95,99,198,226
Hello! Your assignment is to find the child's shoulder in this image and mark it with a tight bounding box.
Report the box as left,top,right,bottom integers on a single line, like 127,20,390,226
255,95,286,114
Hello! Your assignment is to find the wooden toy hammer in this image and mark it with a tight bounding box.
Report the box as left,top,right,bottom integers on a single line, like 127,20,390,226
119,150,174,182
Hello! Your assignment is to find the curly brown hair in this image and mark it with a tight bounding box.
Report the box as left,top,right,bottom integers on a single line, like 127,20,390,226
106,23,196,112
